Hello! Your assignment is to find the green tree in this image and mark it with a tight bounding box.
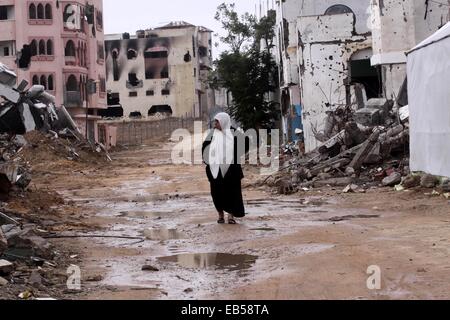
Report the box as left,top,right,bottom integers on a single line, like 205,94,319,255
211,4,279,130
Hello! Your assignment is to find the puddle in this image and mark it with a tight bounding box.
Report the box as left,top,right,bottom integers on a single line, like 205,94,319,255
143,228,185,240
250,227,276,232
157,253,258,271
327,215,380,222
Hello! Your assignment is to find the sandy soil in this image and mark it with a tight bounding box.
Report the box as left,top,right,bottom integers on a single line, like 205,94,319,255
23,140,450,300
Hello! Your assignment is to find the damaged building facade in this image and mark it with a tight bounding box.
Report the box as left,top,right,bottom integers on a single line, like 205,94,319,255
0,0,107,141
104,22,214,119
275,0,449,152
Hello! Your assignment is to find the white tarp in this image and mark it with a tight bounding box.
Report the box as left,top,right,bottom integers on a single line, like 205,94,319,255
407,22,450,178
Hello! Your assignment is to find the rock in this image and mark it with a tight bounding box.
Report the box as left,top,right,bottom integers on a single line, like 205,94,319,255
28,270,43,287
15,172,32,189
6,228,54,260
86,275,103,282
12,135,28,147
142,265,159,272
402,174,421,189
0,259,14,275
0,276,8,286
0,228,7,256
343,184,359,193
421,174,439,188
382,172,402,187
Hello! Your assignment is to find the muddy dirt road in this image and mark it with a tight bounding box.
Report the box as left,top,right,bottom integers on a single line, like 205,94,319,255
41,141,450,300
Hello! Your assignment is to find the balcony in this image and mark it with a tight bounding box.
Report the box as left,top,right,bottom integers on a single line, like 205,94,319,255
126,80,143,89
65,55,77,66
64,91,82,108
0,20,15,42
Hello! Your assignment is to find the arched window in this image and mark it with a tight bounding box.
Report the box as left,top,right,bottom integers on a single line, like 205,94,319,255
39,40,46,55
66,75,78,91
46,39,53,55
29,4,37,19
32,75,39,85
325,4,354,15
30,40,38,56
63,4,72,24
65,40,76,57
37,4,44,19
40,75,47,89
48,75,54,91
45,4,52,19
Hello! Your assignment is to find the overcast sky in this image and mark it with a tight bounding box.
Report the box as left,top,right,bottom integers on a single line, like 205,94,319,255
103,0,273,56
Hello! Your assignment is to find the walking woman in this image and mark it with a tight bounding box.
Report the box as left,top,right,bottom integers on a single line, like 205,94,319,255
202,113,246,225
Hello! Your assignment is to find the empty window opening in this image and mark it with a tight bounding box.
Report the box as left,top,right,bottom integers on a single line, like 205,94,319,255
107,92,120,105
32,75,39,85
148,105,173,116
66,75,78,91
40,75,47,89
39,40,46,55
161,89,170,96
325,5,354,15
47,40,53,55
29,4,36,19
184,51,192,62
3,47,10,56
198,46,207,58
145,49,169,79
45,4,52,19
0,5,10,20
127,49,137,60
129,91,138,97
146,90,154,96
65,40,76,56
128,73,140,87
37,4,44,19
349,55,382,99
129,111,142,118
48,75,54,90
99,106,123,118
30,40,38,56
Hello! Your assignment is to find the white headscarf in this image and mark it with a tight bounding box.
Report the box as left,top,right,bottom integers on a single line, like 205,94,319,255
209,113,235,179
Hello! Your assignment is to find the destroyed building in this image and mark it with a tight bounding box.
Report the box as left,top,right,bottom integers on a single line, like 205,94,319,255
274,0,449,152
104,22,215,120
0,0,107,141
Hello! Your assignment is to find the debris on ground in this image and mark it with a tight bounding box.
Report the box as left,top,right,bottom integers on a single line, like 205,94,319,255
262,97,448,198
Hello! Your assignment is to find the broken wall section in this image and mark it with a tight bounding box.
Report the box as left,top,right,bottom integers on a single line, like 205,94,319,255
297,13,372,152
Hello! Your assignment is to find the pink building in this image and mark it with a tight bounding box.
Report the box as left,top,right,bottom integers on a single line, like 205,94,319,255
0,0,106,141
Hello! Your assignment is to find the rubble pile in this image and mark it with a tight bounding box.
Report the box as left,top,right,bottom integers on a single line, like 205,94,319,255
266,97,440,195
0,62,109,298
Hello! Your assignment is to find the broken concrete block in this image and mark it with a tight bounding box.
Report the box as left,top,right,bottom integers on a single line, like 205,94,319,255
12,135,28,147
7,229,54,260
382,172,402,187
0,276,8,286
343,184,359,193
420,174,439,188
314,177,353,188
0,228,7,255
402,174,421,189
355,108,381,126
16,172,32,189
440,179,450,192
28,270,43,287
0,259,14,275
365,98,393,117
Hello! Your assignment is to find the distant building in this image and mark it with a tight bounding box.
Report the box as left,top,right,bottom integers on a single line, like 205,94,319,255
104,22,214,120
0,0,107,141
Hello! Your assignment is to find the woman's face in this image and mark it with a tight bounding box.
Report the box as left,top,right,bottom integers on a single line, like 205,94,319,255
214,120,222,131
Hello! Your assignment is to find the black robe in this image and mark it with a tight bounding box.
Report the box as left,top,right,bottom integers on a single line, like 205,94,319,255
202,129,246,218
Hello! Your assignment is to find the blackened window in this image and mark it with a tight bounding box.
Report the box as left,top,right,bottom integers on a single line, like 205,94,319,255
129,92,138,97
0,6,8,20
161,89,170,96
146,90,154,96
3,47,9,56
